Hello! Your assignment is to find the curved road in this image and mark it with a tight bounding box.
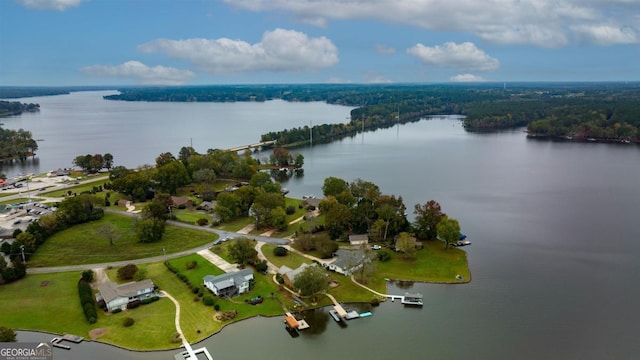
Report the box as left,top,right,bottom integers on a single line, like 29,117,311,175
26,208,289,274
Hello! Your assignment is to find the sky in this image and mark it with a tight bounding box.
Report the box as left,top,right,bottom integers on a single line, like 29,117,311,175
0,0,639,86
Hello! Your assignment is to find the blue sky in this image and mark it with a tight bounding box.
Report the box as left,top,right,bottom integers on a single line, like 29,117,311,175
1,0,639,86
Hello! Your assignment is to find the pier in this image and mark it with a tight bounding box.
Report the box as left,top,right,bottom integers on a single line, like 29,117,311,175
227,140,277,152
51,334,83,350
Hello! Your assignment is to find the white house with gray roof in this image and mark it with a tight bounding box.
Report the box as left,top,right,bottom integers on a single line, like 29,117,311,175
203,269,254,297
96,279,156,312
277,263,310,288
328,249,370,275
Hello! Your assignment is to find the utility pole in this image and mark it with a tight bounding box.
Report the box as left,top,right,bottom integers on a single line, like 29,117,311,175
20,245,25,263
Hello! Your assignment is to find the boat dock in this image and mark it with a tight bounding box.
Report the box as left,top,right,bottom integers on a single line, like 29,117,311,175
401,292,424,306
284,312,310,331
51,334,83,350
174,347,213,360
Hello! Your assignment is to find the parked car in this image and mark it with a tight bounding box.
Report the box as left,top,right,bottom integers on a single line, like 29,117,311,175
372,245,382,250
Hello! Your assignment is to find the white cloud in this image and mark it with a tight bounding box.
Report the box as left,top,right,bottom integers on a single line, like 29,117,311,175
138,29,339,75
363,72,392,83
571,24,638,45
223,0,640,47
407,42,500,71
449,74,487,82
18,0,84,11
81,61,195,85
375,44,396,55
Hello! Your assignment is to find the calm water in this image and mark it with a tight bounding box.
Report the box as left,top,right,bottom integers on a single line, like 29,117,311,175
9,92,640,359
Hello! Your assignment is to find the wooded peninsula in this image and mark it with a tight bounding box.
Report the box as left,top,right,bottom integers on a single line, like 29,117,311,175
102,83,640,144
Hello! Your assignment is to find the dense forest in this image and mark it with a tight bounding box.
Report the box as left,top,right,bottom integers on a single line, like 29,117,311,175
0,100,40,117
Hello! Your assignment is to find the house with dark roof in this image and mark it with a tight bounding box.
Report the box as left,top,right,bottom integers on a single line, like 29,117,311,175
328,249,370,275
277,263,311,288
96,279,156,312
203,269,254,297
171,196,193,208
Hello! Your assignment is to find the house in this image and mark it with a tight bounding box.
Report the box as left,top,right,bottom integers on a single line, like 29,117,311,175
198,201,215,212
277,263,310,288
116,199,131,207
96,279,156,312
171,196,193,208
328,249,369,275
349,234,369,247
203,269,254,297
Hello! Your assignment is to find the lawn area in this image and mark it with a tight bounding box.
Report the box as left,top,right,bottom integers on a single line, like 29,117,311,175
173,208,211,225
261,243,311,269
40,178,111,198
374,241,470,283
28,212,219,267
0,271,177,350
0,197,44,205
209,241,234,264
216,216,254,232
166,253,225,284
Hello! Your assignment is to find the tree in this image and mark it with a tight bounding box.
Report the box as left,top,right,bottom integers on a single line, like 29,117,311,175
143,194,171,221
293,153,304,168
117,264,139,280
395,232,417,259
414,200,446,240
319,197,352,239
249,172,272,188
155,152,176,167
136,218,166,243
322,176,349,198
55,194,104,228
0,326,17,342
293,265,328,297
228,238,258,266
192,168,216,193
153,160,190,194
215,192,241,220
437,216,460,250
97,223,120,246
272,147,291,167
103,153,114,170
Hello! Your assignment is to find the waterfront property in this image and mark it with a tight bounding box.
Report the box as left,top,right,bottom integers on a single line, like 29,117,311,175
277,263,310,288
203,269,254,297
328,249,369,275
96,279,156,312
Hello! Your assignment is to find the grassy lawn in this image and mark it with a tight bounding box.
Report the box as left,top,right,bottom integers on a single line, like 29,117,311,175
374,241,470,284
216,216,254,232
166,253,225,284
28,212,218,267
40,178,111,198
0,271,177,350
0,197,44,205
173,209,210,225
261,243,311,269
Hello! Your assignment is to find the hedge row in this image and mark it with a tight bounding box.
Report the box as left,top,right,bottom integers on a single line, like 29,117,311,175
165,261,209,303
78,279,97,324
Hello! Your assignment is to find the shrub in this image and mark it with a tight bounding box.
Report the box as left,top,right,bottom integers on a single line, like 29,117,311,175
192,287,199,294
81,270,94,282
112,308,122,314
117,264,138,280
141,296,159,305
197,218,209,226
203,295,214,306
133,268,147,282
275,274,284,284
0,242,11,255
123,317,135,327
285,205,296,215
12,229,23,238
170,333,182,343
127,300,141,309
272,246,288,257
178,204,186,209
214,304,220,311
255,261,268,273
377,250,392,262
185,260,198,270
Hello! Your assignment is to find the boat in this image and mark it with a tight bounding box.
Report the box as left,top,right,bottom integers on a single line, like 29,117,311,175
359,312,372,317
329,309,342,322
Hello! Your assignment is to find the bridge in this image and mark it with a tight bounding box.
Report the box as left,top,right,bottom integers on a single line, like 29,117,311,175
227,140,277,152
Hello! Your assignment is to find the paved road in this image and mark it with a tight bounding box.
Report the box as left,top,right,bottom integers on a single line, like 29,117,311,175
26,208,290,274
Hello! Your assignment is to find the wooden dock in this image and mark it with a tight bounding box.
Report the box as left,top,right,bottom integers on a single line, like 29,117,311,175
284,312,310,331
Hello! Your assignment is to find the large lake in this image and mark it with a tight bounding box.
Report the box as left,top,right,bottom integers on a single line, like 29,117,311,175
7,92,640,359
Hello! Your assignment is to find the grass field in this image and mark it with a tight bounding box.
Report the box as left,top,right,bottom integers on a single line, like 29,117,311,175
261,243,311,269
173,209,211,225
40,178,111,198
374,241,470,283
28,212,218,267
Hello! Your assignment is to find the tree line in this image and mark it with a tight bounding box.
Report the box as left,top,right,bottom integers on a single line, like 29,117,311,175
0,126,38,162
0,100,40,117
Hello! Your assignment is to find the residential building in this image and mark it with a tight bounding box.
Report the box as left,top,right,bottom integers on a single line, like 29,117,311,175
203,269,254,297
349,234,369,247
96,279,156,312
328,249,370,275
277,263,310,288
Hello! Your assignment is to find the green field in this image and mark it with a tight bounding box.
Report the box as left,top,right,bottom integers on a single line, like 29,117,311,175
261,244,311,269
28,212,219,267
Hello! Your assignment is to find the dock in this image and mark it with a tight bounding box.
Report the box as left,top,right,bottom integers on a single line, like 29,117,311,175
284,312,310,331
174,347,213,360
51,334,84,350
401,292,424,306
